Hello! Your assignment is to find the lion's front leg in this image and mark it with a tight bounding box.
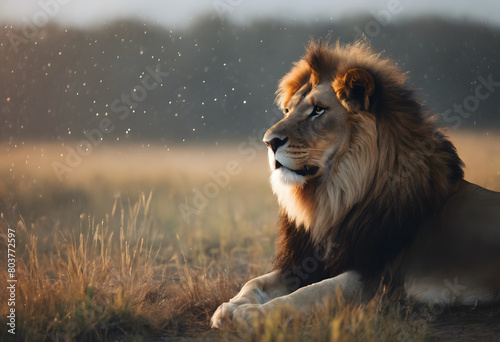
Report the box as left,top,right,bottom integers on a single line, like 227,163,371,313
211,271,289,328
231,271,363,327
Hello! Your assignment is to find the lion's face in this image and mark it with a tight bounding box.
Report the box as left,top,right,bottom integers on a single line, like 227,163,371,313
264,43,378,233
263,83,348,186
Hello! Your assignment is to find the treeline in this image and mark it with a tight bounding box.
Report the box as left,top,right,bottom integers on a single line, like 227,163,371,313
0,15,499,144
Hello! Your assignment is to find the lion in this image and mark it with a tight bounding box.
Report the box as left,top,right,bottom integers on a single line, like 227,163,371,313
211,41,500,329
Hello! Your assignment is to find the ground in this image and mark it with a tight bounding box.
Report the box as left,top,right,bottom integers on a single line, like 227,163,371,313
0,131,499,341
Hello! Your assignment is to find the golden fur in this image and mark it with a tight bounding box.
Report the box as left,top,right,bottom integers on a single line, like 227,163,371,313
268,41,465,283
211,41,500,330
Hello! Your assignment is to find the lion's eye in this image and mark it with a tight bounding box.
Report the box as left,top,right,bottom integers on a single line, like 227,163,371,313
310,105,325,117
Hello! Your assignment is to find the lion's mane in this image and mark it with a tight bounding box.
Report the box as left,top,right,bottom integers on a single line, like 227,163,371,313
272,41,464,289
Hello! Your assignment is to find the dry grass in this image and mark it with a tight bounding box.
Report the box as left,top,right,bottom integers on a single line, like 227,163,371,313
0,191,247,341
0,130,499,341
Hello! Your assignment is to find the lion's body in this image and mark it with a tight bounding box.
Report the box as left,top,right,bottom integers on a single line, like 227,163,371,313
211,41,500,329
401,180,500,305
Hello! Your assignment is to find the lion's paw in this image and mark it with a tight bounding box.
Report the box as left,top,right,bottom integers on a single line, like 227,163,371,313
232,304,265,329
211,302,239,329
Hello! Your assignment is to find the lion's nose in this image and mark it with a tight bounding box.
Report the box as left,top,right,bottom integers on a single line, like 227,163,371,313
265,137,288,154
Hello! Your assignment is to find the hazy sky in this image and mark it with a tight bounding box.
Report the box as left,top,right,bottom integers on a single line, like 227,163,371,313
0,0,499,28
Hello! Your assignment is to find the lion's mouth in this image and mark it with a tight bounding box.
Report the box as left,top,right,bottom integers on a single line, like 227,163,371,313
275,160,319,176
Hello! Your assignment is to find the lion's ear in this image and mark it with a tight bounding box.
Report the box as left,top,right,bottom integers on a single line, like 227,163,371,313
332,68,375,112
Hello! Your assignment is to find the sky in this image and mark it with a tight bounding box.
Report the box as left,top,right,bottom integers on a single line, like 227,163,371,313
0,0,499,28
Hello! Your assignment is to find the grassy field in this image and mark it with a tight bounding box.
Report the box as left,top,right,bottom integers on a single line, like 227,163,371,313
0,131,499,341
